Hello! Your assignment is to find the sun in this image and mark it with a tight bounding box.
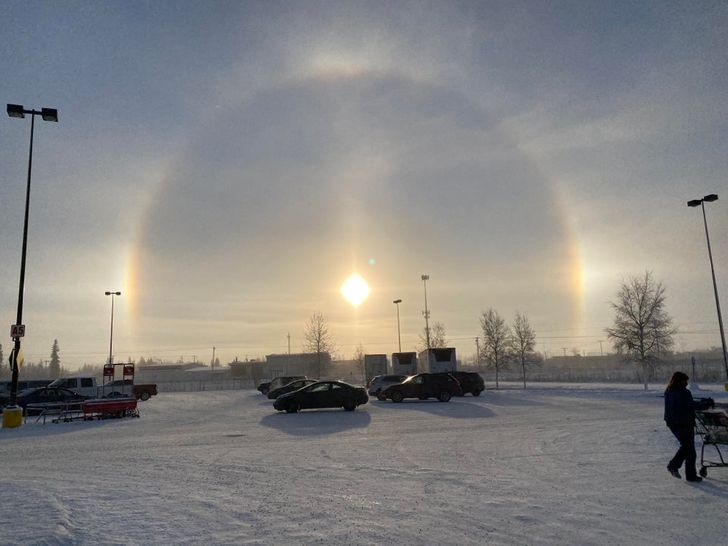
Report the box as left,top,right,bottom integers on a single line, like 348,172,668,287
340,273,370,307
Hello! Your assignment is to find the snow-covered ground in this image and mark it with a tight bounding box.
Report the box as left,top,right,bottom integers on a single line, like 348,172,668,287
2,384,728,545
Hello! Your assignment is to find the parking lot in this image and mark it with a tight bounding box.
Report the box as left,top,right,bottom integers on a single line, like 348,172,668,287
2,386,728,545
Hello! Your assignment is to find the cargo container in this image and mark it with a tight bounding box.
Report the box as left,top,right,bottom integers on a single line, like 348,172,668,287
364,354,388,383
418,348,457,373
391,352,418,376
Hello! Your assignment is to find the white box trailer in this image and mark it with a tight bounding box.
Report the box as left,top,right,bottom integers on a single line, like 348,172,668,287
418,348,457,373
391,352,418,376
364,354,388,383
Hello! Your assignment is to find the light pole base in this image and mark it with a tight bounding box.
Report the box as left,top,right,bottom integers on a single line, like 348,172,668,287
2,406,23,429
724,383,728,392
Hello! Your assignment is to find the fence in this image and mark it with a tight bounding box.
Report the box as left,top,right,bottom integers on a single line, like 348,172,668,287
155,379,256,393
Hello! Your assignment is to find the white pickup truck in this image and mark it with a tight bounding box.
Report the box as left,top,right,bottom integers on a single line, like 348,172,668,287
48,376,158,401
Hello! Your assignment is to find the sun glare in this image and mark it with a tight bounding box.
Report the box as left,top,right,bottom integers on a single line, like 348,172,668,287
340,273,370,307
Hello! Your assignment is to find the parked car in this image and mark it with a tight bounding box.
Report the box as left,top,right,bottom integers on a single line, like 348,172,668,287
267,378,318,399
273,381,368,413
367,374,409,400
103,379,158,401
0,379,53,395
257,381,272,395
267,376,306,394
47,376,98,397
381,373,462,402
15,387,91,415
450,371,484,396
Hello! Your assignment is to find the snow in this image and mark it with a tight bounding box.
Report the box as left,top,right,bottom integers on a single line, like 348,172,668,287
2,384,728,545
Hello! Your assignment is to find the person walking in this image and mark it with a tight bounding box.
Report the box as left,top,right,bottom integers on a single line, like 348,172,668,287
664,371,713,482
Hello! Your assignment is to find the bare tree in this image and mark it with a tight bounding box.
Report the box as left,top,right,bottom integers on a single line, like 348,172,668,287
418,321,448,351
480,309,512,389
352,343,365,380
513,312,539,388
303,312,335,376
606,271,676,390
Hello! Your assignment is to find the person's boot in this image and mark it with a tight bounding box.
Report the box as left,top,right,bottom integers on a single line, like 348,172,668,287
686,475,703,482
667,465,681,479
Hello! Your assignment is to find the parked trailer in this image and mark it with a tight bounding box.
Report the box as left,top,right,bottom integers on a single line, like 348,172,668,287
364,354,388,383
391,352,418,376
418,348,457,373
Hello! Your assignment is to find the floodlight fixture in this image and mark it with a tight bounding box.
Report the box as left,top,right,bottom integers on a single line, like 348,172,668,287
7,104,25,118
41,108,58,122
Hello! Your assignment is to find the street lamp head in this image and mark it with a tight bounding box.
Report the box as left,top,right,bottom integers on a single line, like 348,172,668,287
703,194,718,202
393,299,402,304
41,108,58,122
105,291,121,296
687,199,702,207
7,104,25,118
421,274,429,281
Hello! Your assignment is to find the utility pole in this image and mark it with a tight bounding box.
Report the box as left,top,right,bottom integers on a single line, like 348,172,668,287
287,332,291,355
562,347,567,357
421,274,431,350
475,337,480,368
598,340,604,357
211,346,216,371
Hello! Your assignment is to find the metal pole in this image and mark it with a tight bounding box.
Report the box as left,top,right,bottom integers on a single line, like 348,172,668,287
108,293,115,365
212,346,216,371
700,201,728,379
422,275,430,349
9,113,36,407
394,300,402,352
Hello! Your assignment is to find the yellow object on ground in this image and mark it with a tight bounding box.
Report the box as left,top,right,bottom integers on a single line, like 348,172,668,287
2,406,23,429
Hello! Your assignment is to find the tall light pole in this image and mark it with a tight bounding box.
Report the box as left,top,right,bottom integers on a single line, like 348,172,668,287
688,194,728,381
393,299,402,352
6,104,58,408
421,274,431,350
105,291,121,365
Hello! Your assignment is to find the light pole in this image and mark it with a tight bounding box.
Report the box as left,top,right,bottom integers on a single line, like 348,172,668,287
105,291,121,365
688,194,728,381
6,104,58,408
393,299,402,352
421,274,431,350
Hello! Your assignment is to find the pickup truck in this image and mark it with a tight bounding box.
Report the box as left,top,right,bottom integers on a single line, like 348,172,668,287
48,376,158,401
104,379,158,401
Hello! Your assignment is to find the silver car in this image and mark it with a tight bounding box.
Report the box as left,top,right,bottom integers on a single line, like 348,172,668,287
367,374,409,400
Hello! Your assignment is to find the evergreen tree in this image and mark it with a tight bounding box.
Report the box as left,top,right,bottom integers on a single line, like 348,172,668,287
49,339,61,378
0,343,3,375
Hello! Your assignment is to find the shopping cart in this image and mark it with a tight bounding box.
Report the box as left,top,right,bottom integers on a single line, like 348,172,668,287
695,402,728,478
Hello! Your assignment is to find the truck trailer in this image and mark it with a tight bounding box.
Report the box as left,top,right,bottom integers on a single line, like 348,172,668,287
417,348,457,373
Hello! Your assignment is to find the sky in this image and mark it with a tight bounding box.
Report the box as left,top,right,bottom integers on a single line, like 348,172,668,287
0,1,727,368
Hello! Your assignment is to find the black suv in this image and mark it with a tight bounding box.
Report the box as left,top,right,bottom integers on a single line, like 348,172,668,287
450,371,484,396
382,373,462,403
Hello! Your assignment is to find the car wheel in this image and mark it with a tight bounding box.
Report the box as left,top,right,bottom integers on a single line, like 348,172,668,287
438,391,451,402
285,403,299,414
343,401,356,411
391,391,404,403
472,390,481,397
377,392,387,401
140,392,151,401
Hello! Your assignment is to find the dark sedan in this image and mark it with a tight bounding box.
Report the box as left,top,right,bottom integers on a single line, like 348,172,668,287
273,381,368,413
16,387,90,415
267,378,318,399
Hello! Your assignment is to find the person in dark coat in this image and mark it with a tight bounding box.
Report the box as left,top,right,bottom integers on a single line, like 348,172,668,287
664,371,713,482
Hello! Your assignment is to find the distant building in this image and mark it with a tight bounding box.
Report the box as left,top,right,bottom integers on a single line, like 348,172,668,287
265,352,331,378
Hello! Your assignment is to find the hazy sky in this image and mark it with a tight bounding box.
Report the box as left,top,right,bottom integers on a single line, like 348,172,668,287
1,1,727,368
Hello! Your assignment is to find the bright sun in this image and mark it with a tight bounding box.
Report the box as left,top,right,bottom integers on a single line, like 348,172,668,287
340,273,370,307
